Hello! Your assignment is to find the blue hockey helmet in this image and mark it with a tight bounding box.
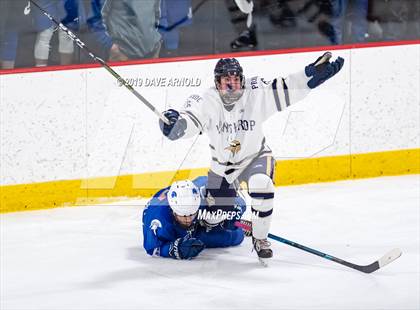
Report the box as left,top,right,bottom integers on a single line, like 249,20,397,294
214,58,245,106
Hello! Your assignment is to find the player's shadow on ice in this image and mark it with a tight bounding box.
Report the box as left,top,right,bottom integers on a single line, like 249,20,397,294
80,246,272,289
125,246,261,273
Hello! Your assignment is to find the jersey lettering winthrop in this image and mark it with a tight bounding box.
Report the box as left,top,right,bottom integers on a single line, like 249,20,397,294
216,119,256,134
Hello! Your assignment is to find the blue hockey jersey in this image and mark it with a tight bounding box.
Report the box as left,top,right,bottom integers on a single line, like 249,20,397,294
142,176,245,257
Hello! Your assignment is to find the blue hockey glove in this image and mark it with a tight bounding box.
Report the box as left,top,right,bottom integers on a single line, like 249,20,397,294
169,235,205,260
305,52,344,89
159,109,187,141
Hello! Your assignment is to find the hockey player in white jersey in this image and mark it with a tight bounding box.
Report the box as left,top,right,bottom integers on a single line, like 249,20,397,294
158,53,344,261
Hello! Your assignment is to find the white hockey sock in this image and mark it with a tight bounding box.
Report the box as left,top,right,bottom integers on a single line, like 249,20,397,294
34,26,55,61
248,173,275,240
251,199,273,240
58,29,74,54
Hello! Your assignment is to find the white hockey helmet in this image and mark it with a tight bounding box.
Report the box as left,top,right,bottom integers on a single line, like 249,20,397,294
167,180,201,216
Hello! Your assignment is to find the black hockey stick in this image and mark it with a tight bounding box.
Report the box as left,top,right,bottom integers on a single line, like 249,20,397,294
235,220,402,273
29,0,170,125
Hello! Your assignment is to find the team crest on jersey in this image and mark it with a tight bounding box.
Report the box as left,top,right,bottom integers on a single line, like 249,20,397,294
225,140,241,155
150,219,162,235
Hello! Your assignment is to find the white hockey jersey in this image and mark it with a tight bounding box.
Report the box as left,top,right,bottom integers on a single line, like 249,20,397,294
179,70,312,183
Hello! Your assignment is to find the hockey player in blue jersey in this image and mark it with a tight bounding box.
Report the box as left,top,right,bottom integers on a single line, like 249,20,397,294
142,176,246,259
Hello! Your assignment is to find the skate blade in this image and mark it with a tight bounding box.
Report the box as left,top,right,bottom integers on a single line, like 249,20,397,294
258,257,269,267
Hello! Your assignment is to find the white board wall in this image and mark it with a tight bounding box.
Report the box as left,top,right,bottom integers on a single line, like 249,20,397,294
1,44,419,185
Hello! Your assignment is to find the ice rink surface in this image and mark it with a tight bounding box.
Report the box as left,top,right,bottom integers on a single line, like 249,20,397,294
1,175,419,310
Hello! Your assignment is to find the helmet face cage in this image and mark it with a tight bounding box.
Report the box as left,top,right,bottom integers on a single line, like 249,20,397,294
214,58,245,106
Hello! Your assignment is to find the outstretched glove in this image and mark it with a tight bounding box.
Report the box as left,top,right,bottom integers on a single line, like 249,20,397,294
305,52,344,89
159,109,187,140
169,235,205,260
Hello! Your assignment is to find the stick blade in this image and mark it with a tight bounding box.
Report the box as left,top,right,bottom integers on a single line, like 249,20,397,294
378,248,402,268
358,248,402,273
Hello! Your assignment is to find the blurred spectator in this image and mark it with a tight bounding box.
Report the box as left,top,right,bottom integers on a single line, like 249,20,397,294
102,0,162,60
370,0,414,41
158,0,192,53
61,0,115,63
317,0,369,44
0,3,4,64
0,1,32,69
229,0,258,50
32,0,74,66
1,0,418,69
269,0,297,28
230,24,257,50
333,0,368,43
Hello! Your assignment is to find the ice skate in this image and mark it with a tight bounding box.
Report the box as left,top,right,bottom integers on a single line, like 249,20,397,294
253,237,272,267
230,26,257,50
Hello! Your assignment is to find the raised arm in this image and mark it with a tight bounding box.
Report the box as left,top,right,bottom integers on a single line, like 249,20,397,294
263,52,344,117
